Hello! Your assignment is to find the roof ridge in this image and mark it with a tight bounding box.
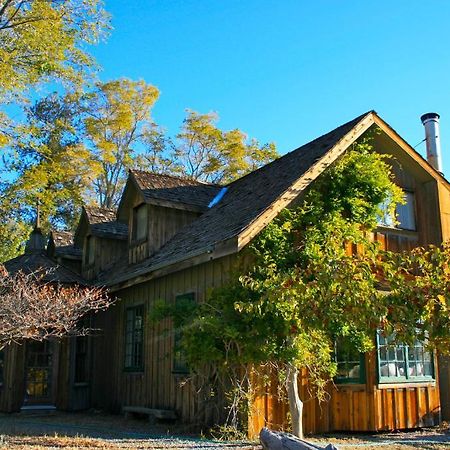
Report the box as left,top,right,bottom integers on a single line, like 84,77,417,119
130,168,222,187
224,110,375,188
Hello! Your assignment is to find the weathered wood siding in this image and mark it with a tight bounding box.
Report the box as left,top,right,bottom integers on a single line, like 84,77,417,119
90,255,236,425
0,344,26,412
83,237,127,281
437,180,450,420
249,352,440,437
128,204,199,264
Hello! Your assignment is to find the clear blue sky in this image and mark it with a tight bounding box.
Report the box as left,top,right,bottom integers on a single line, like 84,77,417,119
91,0,450,174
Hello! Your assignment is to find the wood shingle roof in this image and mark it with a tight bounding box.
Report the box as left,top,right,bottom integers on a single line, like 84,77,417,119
103,111,375,288
130,170,222,212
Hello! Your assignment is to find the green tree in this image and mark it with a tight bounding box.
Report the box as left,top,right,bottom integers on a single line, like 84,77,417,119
84,78,160,208
0,92,96,261
0,0,109,98
154,142,450,438
172,110,278,183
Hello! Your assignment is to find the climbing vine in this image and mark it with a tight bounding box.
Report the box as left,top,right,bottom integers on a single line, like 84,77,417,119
152,139,450,436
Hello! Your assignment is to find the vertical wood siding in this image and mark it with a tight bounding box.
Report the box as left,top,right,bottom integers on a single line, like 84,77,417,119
91,255,235,426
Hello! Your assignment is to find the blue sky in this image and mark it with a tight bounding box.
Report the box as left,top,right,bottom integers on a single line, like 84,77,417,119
91,1,450,173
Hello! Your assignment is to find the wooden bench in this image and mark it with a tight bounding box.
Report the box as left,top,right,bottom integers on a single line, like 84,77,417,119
123,406,177,424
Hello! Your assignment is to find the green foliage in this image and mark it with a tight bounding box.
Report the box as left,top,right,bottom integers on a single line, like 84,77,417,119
2,93,94,222
151,141,450,431
173,110,278,184
84,78,160,208
0,0,109,99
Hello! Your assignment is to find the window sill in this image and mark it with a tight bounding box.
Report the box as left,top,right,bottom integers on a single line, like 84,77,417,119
130,238,147,246
377,381,435,389
334,383,366,390
376,225,418,236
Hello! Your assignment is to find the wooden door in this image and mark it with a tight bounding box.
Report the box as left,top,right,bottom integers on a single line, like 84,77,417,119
24,341,58,405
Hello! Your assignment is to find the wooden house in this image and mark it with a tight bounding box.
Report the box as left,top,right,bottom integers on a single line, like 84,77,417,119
1,110,449,435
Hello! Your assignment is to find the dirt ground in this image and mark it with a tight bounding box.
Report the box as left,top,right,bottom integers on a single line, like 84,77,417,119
0,411,448,449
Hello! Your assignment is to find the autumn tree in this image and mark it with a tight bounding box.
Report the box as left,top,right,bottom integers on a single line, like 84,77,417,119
153,142,450,438
0,265,111,350
84,79,160,208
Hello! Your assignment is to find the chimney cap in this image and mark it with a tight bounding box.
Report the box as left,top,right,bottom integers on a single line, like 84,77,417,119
421,112,440,123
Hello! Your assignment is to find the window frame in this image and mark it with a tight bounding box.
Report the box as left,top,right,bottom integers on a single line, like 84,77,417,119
334,339,366,385
132,203,148,243
84,235,95,267
377,190,417,232
172,292,196,375
377,332,434,384
124,305,145,372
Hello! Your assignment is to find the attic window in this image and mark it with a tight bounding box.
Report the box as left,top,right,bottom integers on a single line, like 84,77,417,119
378,191,416,231
85,236,95,266
132,204,147,241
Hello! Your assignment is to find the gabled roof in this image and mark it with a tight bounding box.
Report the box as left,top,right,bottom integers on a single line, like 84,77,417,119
130,170,222,212
49,230,82,259
104,111,376,289
81,206,128,240
84,206,117,224
4,252,85,285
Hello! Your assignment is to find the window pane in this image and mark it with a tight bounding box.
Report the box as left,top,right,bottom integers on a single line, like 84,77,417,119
397,192,416,230
124,305,144,370
334,338,364,383
378,332,434,382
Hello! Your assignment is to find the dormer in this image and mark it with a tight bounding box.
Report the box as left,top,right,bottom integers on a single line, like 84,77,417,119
74,206,128,280
118,170,222,264
47,230,82,274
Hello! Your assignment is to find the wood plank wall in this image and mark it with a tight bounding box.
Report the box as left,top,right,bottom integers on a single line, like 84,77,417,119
90,255,236,427
248,353,441,438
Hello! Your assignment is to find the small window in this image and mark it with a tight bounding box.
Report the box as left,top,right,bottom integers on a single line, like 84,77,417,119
124,305,144,371
0,350,4,385
378,191,416,231
85,236,95,266
334,339,365,384
377,332,434,383
74,335,89,383
173,293,195,374
132,204,147,242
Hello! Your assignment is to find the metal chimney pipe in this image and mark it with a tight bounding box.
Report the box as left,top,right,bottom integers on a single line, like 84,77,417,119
421,112,442,172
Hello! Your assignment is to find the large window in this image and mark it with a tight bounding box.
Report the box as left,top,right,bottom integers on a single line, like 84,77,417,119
124,305,144,371
334,339,365,384
378,191,416,231
377,333,434,383
132,204,147,242
173,293,195,374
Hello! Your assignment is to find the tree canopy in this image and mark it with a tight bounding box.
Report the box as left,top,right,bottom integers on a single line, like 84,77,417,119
0,0,109,99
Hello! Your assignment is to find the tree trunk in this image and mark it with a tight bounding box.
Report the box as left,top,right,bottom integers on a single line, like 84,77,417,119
287,364,304,439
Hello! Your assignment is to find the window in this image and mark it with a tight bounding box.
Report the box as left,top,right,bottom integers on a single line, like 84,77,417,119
0,350,4,386
397,191,416,231
124,305,144,371
74,335,89,383
334,339,365,384
173,293,195,374
378,191,416,231
85,236,95,266
377,333,434,383
132,204,147,241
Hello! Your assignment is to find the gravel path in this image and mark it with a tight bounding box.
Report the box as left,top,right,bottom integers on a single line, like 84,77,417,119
0,412,449,449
